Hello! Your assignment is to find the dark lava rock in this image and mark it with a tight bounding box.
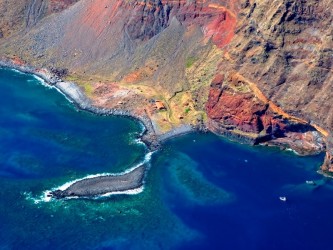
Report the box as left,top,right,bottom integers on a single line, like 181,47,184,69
50,165,146,199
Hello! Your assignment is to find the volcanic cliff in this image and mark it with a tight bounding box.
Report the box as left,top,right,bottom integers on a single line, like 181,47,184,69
0,0,332,173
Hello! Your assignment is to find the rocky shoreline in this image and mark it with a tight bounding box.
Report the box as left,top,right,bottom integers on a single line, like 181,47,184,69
0,59,198,151
1,58,331,181
0,59,201,199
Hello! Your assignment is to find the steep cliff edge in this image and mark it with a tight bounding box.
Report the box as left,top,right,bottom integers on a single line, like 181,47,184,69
212,0,333,172
0,0,332,173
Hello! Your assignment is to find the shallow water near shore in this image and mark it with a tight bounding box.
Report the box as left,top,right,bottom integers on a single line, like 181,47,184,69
1,67,333,249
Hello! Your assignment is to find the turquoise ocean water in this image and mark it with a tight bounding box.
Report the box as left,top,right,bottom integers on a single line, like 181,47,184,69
0,67,332,249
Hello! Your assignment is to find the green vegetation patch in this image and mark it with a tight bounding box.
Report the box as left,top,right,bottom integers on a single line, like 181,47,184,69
185,107,191,114
65,75,94,97
186,57,198,68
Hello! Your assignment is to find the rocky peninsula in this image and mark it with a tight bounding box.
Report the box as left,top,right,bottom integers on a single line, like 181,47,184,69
49,165,147,199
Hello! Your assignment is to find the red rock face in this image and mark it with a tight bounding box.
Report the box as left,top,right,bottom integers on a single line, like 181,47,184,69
206,71,326,158
74,0,238,46
172,1,238,47
207,81,285,136
205,72,326,149
208,90,266,133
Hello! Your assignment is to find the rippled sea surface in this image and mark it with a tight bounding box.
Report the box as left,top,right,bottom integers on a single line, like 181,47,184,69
0,68,333,250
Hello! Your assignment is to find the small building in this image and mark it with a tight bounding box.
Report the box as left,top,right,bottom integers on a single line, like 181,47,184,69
155,100,166,110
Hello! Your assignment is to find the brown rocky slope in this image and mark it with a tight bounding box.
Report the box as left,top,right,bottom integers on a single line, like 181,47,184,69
0,0,332,174
211,0,333,172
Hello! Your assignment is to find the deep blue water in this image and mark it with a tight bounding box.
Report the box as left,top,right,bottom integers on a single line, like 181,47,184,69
0,67,333,250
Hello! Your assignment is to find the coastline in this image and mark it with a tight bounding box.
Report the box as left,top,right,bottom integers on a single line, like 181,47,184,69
1,58,330,179
0,59,200,199
0,59,197,151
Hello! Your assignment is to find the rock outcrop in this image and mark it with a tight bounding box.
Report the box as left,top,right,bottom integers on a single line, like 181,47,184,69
214,0,332,172
50,165,146,199
206,72,325,155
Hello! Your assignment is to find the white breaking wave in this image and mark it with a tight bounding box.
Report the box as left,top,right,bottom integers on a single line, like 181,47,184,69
100,186,144,197
10,68,26,75
54,86,75,104
30,74,76,105
134,138,146,147
26,186,146,204
285,148,300,155
31,74,51,88
60,186,145,201
129,132,146,147
10,68,75,104
24,191,52,204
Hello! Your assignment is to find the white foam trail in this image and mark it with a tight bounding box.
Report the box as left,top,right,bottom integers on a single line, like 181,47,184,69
285,148,301,156
10,67,75,105
138,122,146,134
131,133,146,146
134,138,146,146
143,151,154,163
31,74,50,87
34,77,75,104
129,132,146,147
10,68,26,75
24,191,51,204
54,86,75,104
100,186,144,197
10,68,49,87
16,68,76,104
60,186,145,201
